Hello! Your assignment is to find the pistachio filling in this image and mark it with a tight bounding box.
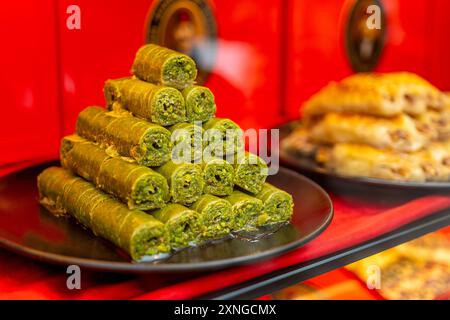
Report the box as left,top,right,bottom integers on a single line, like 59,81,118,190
203,161,234,196
203,118,244,157
131,174,169,210
235,164,266,194
234,153,268,194
184,86,216,122
166,213,198,249
172,167,204,205
225,190,264,231
255,183,294,224
151,204,200,249
140,130,172,166
152,88,186,125
170,123,204,162
256,212,270,226
162,56,197,89
219,122,244,155
264,193,293,223
201,201,234,239
131,227,170,259
232,201,263,231
191,195,234,239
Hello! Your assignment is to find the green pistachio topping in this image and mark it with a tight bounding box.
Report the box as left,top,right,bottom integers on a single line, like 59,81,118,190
183,86,216,122
203,118,244,157
169,122,204,162
151,203,200,249
155,161,204,206
255,183,294,224
190,194,234,239
202,158,235,196
231,152,268,194
225,190,263,231
132,44,197,90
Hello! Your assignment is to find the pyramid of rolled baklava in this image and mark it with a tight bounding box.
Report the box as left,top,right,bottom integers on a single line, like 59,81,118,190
282,72,450,182
37,44,294,261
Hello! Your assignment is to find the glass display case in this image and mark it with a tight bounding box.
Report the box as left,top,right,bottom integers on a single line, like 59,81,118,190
0,0,448,301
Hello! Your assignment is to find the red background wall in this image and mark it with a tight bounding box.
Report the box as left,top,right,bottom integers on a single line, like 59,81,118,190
0,1,61,165
1,0,449,166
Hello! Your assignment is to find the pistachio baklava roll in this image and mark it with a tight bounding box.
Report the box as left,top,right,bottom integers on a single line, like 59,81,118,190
225,190,263,230
232,152,269,194
169,122,204,162
104,77,186,126
202,158,234,196
132,44,197,90
60,135,169,210
190,194,234,239
182,86,216,122
151,204,200,249
255,183,294,224
155,161,204,206
37,167,170,261
203,118,244,157
76,106,172,166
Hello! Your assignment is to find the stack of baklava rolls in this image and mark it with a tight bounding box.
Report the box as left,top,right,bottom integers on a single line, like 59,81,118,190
38,44,293,261
283,72,450,182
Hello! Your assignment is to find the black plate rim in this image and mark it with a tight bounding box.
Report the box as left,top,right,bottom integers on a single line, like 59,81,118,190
279,121,450,191
0,166,333,273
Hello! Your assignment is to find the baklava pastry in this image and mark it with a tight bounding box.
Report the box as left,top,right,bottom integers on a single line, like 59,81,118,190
76,107,172,166
255,183,294,225
38,167,170,261
416,141,450,181
60,135,169,210
302,72,449,119
104,77,186,126
225,190,263,231
302,81,406,118
151,204,200,249
182,86,216,122
155,161,204,206
309,113,426,152
190,194,234,239
324,143,426,182
413,108,450,141
231,152,269,194
341,72,448,113
202,158,235,196
203,118,244,157
169,122,204,162
132,44,197,90
280,126,320,158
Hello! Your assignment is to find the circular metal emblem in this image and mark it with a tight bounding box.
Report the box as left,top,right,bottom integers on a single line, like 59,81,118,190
345,0,387,72
147,0,217,84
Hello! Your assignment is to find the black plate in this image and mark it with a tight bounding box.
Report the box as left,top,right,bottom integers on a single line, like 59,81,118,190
0,162,333,273
278,121,450,196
